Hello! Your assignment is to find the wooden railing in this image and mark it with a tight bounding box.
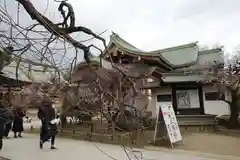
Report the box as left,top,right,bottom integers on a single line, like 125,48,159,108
58,127,132,142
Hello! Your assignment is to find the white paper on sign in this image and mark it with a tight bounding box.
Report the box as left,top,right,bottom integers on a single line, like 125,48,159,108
160,105,182,143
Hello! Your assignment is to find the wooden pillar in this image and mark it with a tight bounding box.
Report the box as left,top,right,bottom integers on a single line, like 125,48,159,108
7,83,11,107
171,85,177,112
0,76,3,88
0,76,3,107
198,86,205,114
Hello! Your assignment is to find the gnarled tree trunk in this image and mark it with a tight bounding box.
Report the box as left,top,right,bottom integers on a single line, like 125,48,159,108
229,91,239,128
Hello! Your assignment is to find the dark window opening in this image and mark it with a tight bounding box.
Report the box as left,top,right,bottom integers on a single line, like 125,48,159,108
157,94,172,102
205,92,224,101
121,57,132,64
111,55,118,63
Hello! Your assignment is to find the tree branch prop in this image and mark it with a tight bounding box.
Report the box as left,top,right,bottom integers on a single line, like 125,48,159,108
57,1,75,28
15,43,31,81
219,94,231,105
0,0,151,133
16,0,106,63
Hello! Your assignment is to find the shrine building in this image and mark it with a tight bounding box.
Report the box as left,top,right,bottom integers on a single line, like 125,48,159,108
102,32,230,118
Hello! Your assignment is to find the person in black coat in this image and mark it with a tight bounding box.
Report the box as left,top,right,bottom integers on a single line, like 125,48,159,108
0,107,6,150
12,107,25,138
0,120,4,150
38,99,58,149
0,91,12,150
4,106,13,139
2,92,13,139
4,117,12,139
0,105,11,150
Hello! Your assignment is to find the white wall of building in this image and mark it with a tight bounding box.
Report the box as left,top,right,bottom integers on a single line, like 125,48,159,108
203,86,230,116
148,86,230,118
149,88,172,118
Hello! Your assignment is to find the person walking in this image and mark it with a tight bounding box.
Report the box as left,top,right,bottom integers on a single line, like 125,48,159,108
4,106,13,139
3,121,12,139
38,98,58,149
0,92,6,150
0,123,3,150
0,106,6,150
12,107,25,138
0,94,12,150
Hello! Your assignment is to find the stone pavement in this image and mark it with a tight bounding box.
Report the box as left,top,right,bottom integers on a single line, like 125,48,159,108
1,134,240,160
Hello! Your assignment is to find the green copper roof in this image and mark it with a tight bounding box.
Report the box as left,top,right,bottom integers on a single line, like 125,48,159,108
110,33,144,53
159,45,198,67
108,32,200,68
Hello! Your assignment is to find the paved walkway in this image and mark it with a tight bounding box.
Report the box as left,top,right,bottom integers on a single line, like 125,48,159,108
23,120,41,130
1,134,240,160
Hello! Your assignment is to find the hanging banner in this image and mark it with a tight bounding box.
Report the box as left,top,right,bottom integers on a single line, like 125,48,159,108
160,105,182,143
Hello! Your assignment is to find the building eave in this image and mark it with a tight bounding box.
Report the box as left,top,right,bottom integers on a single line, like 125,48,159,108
161,72,205,83
198,47,223,55
151,41,198,53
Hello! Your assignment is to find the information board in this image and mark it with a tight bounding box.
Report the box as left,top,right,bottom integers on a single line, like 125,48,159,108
160,105,182,143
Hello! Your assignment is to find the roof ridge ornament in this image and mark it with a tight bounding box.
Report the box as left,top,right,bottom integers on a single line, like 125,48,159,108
111,31,119,37
111,31,117,35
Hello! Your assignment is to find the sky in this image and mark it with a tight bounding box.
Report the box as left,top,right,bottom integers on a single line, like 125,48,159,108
2,0,240,62
58,0,240,52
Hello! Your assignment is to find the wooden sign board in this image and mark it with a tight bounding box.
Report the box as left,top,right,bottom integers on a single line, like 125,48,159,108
154,104,183,147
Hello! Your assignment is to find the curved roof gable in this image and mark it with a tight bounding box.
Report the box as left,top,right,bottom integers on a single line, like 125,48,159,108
189,48,224,69
110,33,143,53
154,42,198,68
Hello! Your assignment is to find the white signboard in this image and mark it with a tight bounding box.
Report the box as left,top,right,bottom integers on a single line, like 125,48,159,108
160,105,182,143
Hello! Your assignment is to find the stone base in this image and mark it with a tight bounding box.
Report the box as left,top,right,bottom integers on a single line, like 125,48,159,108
180,125,216,133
